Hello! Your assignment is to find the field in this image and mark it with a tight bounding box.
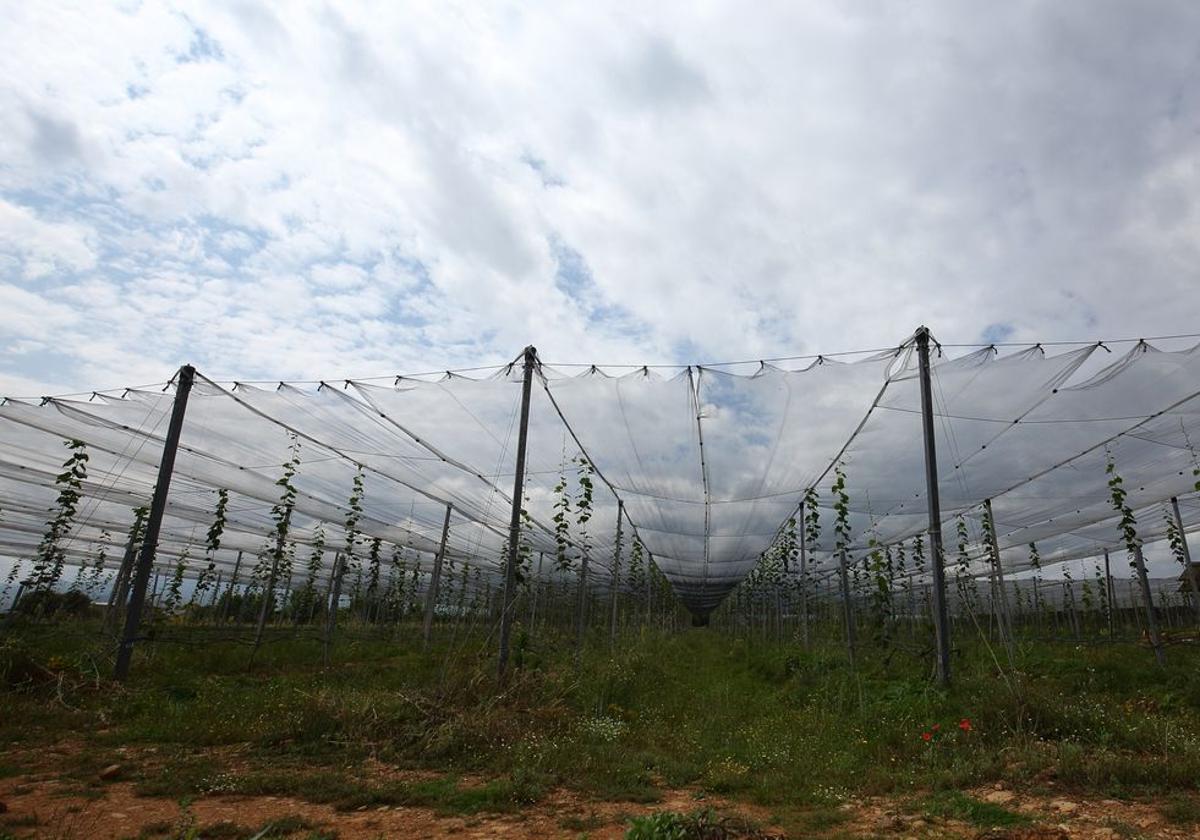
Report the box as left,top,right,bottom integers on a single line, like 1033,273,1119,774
2,614,1200,839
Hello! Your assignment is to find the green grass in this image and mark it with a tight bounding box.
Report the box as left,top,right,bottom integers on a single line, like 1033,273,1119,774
915,790,1028,827
2,619,1200,825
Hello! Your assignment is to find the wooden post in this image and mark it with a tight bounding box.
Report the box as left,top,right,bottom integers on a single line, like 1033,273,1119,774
219,550,243,624
423,504,453,648
114,365,195,681
1170,497,1200,625
498,347,536,679
915,327,951,685
1132,544,1166,666
323,552,346,666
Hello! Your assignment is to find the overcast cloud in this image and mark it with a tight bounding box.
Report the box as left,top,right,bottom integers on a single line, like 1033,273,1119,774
3,1,1200,396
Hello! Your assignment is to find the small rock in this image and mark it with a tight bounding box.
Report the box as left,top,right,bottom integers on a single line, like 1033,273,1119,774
1050,799,1079,815
910,818,928,829
983,790,1015,805
993,782,1005,790
110,813,127,820
376,805,390,811
1093,829,1120,840
98,764,123,781
1136,816,1156,828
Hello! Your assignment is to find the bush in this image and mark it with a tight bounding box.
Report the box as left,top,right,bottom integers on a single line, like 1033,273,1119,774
11,589,92,619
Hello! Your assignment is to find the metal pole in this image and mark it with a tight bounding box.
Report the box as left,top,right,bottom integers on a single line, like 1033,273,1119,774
498,346,536,679
1132,543,1166,666
1170,497,1200,625
423,504,453,648
915,327,952,686
114,365,195,681
609,501,624,646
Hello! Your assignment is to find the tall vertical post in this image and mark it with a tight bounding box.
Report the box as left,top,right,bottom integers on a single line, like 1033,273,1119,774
498,347,536,679
1103,549,1115,637
798,501,809,649
219,550,243,624
609,500,624,646
983,500,1015,658
423,504,453,648
837,549,856,668
575,550,591,659
1170,497,1200,625
323,552,346,666
1132,543,1166,666
528,552,544,630
915,327,952,686
114,365,195,681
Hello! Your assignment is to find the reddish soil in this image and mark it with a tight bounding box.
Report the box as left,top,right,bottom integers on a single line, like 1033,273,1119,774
0,745,1195,838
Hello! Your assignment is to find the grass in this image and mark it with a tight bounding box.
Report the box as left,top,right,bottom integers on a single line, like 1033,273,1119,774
915,790,1028,828
2,619,1200,829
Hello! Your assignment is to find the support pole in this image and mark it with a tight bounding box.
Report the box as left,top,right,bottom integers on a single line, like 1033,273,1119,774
423,504,453,648
915,327,952,686
498,347,536,679
220,550,243,624
104,517,144,634
799,501,809,649
610,500,624,646
528,552,544,631
323,552,345,666
1103,549,1115,637
983,500,1015,659
837,549,856,668
114,365,195,681
575,549,590,659
1170,497,1200,625
1132,543,1166,666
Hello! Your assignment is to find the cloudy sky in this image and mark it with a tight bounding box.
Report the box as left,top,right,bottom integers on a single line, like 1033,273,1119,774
3,1,1200,397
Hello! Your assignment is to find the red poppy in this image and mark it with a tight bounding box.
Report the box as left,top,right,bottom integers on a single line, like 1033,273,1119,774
932,723,941,732
921,731,932,742
959,718,972,732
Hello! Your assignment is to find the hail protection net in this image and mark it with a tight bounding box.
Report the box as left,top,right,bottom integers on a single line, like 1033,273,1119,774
2,331,1200,617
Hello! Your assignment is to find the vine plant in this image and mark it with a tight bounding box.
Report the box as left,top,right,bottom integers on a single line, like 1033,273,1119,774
193,489,229,603
31,439,89,592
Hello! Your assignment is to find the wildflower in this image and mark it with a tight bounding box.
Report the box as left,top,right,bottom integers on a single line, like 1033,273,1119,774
921,731,932,742
932,723,941,732
959,718,973,732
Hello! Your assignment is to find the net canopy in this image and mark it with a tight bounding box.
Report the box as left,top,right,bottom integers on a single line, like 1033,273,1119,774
3,329,1200,616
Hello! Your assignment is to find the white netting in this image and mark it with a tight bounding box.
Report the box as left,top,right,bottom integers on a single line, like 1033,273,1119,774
3,331,1199,615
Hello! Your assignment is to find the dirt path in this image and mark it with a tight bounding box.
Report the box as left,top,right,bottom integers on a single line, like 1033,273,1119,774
0,754,1195,838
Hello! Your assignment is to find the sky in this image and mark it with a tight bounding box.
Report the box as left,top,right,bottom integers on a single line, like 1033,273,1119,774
3,1,1200,398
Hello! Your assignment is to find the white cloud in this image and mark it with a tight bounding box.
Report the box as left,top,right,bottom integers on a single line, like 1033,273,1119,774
0,0,1199,401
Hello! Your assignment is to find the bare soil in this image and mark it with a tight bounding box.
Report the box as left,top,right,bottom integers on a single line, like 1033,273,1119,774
0,744,1195,838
